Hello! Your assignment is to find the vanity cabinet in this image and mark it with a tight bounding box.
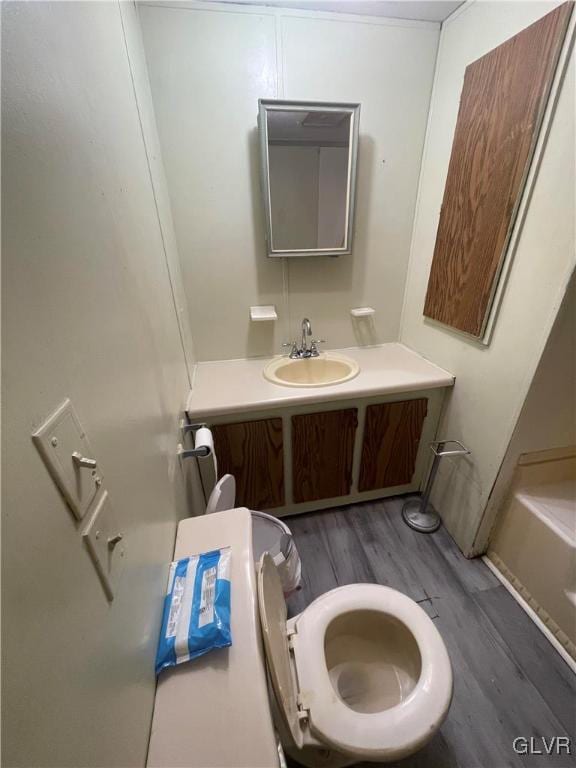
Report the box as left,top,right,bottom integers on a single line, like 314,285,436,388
292,409,358,503
199,390,444,516
187,345,453,516
211,418,284,510
358,399,428,491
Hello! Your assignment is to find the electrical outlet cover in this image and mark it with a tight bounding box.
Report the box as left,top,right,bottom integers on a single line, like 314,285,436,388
32,399,101,520
82,491,126,601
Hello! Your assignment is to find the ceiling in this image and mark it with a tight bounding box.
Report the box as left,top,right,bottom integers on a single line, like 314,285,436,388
267,107,351,144
210,1,464,23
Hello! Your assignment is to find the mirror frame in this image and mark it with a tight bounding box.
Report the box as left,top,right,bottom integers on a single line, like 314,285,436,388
258,99,360,258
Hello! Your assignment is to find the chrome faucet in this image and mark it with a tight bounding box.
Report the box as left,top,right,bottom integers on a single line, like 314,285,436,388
282,318,326,359
301,318,312,355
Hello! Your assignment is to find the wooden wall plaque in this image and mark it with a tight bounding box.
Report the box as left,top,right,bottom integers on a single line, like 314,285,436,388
423,3,572,337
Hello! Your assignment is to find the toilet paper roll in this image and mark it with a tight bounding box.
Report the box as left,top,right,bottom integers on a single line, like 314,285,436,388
195,426,218,501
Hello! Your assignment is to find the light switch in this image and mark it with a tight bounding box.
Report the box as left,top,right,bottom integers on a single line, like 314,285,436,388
32,399,101,520
82,491,126,601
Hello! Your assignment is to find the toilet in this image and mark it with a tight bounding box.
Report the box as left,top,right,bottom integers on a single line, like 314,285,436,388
206,477,452,765
258,551,453,767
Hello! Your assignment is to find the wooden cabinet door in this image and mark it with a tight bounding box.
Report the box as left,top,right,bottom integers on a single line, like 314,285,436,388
292,409,357,503
212,418,284,510
423,4,571,337
359,399,427,492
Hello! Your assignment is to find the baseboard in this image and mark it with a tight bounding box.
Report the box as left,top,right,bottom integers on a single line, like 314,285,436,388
482,555,576,674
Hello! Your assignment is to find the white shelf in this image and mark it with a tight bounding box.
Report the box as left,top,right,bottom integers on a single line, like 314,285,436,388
250,305,278,322
350,306,375,318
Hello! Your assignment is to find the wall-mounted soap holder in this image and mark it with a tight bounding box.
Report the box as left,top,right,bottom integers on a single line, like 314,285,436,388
350,307,375,318
250,305,278,322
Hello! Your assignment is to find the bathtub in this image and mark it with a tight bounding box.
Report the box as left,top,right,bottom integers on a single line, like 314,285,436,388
487,447,576,663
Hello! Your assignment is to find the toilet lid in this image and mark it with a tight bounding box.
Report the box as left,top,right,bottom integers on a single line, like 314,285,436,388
257,553,303,749
205,474,236,514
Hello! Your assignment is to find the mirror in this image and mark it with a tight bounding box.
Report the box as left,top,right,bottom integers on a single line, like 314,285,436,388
258,100,360,257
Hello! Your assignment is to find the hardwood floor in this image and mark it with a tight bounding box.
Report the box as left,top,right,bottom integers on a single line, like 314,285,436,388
285,497,575,768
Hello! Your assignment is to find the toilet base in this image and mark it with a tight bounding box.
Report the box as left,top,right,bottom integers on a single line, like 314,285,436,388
402,498,441,533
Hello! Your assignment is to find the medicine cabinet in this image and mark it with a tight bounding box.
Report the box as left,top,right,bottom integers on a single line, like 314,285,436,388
258,99,360,258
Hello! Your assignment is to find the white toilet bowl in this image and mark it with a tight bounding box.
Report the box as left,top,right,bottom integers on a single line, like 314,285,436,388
258,553,453,766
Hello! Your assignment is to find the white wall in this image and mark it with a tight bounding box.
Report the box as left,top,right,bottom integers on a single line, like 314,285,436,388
479,272,576,548
399,1,575,554
269,145,320,249
506,274,576,456
317,146,349,248
2,2,196,765
269,144,348,249
139,1,439,361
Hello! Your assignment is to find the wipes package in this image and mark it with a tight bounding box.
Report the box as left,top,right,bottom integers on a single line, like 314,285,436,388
155,548,232,675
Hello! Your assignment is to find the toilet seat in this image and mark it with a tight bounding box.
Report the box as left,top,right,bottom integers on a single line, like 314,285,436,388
258,554,452,762
293,584,453,760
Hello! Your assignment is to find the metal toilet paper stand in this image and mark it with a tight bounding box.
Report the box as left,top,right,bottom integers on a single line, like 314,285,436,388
402,440,471,533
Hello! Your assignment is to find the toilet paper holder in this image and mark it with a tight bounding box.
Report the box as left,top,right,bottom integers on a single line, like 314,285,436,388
178,420,212,459
402,439,470,533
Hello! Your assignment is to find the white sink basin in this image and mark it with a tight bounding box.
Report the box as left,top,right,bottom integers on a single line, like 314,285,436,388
264,352,360,387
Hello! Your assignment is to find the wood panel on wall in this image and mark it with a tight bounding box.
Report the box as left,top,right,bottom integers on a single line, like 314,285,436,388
359,399,428,492
212,418,284,509
292,409,357,503
423,3,572,337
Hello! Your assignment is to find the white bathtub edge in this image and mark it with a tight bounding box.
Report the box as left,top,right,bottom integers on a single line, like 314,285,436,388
482,555,576,675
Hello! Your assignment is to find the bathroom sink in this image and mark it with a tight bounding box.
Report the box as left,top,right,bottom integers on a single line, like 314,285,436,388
264,352,359,387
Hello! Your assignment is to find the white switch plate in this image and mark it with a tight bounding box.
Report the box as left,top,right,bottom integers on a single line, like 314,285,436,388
82,491,126,601
32,399,101,520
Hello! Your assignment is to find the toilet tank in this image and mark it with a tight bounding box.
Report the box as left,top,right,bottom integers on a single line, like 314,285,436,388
147,508,279,768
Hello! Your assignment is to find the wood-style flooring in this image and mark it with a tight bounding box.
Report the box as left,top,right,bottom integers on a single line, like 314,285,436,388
285,497,575,768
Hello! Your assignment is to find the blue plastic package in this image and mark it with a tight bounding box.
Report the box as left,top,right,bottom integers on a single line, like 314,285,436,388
155,548,232,675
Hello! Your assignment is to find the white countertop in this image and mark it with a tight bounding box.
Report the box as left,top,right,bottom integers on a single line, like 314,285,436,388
186,343,454,418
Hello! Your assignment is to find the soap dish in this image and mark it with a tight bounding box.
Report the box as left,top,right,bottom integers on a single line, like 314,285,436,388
250,305,278,322
350,307,375,318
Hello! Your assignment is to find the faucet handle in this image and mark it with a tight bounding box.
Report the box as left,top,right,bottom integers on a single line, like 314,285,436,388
310,339,326,356
282,341,299,358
